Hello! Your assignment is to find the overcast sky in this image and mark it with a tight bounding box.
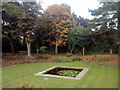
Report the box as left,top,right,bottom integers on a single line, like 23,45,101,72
39,0,100,19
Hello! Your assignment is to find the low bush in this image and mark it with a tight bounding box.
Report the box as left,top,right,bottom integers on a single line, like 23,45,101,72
52,56,63,62
72,57,82,61
39,46,47,54
52,56,73,62
37,54,49,59
93,58,110,62
18,51,27,55
52,56,82,62
57,70,79,77
62,58,73,62
65,52,73,57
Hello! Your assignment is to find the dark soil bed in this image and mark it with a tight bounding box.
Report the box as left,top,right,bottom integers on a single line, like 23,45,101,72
2,53,119,67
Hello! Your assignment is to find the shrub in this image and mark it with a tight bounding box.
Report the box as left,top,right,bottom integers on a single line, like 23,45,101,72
52,57,73,62
39,46,47,54
52,56,63,62
72,57,82,61
57,70,79,77
93,58,110,62
62,58,73,62
52,56,83,62
37,54,49,59
65,52,73,57
18,51,27,55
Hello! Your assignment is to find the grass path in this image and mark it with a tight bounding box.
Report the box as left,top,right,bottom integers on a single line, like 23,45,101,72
2,61,118,88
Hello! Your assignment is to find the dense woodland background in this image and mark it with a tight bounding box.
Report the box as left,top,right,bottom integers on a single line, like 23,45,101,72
1,1,120,56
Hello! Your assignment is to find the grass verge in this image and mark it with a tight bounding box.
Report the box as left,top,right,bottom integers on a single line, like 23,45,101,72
2,61,118,88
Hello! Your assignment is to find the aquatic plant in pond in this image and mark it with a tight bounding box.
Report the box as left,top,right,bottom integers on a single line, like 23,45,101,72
57,70,80,77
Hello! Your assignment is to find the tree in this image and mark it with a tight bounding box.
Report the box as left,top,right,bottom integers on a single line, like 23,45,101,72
2,1,43,56
2,2,26,53
76,16,89,27
25,30,34,56
51,16,76,54
89,2,119,54
61,3,71,14
44,4,76,54
17,1,43,56
68,26,81,53
44,4,67,17
89,2,118,29
33,16,51,54
68,26,92,55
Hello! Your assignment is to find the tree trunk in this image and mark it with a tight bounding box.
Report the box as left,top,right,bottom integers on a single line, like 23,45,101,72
23,36,26,43
36,48,39,54
70,43,75,53
26,42,31,57
109,49,112,54
55,39,58,55
10,38,14,54
23,28,26,43
82,46,85,55
36,41,39,54
55,45,58,55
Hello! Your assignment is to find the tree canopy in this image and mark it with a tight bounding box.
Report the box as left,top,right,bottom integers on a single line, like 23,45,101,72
2,1,119,55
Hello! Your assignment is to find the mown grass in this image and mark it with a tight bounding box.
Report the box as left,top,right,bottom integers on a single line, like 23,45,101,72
2,61,118,88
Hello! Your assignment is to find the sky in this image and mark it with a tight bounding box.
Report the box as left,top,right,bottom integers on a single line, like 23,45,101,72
39,0,100,19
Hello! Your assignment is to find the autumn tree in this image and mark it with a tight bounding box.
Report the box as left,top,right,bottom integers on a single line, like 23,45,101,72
51,16,76,54
44,4,72,23
61,3,71,14
44,4,76,54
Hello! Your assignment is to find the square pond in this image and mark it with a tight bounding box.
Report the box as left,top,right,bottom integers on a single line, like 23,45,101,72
35,66,89,80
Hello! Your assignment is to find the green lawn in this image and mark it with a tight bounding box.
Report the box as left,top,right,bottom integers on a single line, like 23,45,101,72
2,61,118,88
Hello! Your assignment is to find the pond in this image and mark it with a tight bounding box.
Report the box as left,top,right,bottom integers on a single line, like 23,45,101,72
35,66,89,80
